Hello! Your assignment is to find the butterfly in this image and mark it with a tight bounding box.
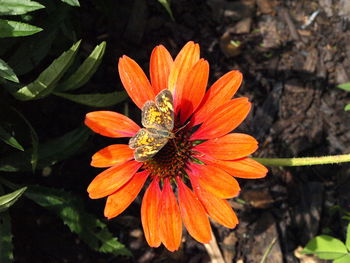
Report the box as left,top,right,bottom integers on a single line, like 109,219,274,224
129,89,174,162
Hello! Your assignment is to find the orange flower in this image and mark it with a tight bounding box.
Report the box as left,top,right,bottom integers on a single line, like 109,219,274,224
85,41,267,252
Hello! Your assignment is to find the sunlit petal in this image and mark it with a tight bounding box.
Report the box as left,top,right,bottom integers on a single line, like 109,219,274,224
141,178,162,247
193,133,258,160
91,144,134,168
150,45,173,94
192,70,243,125
85,111,140,138
87,161,142,199
118,55,155,109
159,178,182,251
104,170,149,219
191,98,251,140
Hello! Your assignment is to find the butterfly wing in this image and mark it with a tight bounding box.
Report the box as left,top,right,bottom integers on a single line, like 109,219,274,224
129,128,168,162
141,90,174,131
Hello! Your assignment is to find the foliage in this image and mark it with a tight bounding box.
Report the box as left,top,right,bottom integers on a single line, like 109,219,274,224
336,82,350,111
24,185,130,256
0,0,129,260
302,223,350,262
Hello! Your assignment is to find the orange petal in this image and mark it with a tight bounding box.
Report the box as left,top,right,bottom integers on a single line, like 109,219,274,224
191,178,238,228
91,144,134,168
193,133,258,160
168,41,200,98
159,178,182,252
176,59,209,123
207,157,268,179
85,111,140,138
191,98,251,140
176,177,211,243
188,163,240,199
118,55,155,109
87,160,142,199
104,170,149,219
192,70,243,126
150,45,173,95
141,178,161,247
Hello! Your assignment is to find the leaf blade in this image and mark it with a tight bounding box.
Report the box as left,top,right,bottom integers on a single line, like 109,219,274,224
13,40,81,101
58,41,106,91
60,0,80,7
0,125,24,151
0,187,27,213
0,126,90,172
0,211,13,263
0,19,43,37
54,91,127,107
337,83,350,92
0,0,45,16
302,235,348,260
0,58,19,83
24,186,131,256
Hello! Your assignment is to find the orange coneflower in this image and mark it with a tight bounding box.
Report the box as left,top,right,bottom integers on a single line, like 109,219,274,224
84,41,267,252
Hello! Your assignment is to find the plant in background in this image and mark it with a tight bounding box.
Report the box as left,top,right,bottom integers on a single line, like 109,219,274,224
337,82,350,111
0,1,131,262
302,223,350,263
85,41,268,251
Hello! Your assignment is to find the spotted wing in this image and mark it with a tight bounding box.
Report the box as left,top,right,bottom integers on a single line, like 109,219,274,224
129,128,168,162
141,90,174,131
155,89,174,130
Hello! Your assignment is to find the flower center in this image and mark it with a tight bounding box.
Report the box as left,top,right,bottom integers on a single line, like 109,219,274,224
143,128,193,180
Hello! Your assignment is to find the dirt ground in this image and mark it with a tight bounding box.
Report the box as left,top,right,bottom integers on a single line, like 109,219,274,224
9,0,350,262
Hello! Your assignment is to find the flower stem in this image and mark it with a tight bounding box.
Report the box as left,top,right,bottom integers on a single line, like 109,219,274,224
253,154,350,167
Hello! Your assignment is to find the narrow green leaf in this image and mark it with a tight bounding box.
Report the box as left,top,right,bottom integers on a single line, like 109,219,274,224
54,91,127,107
0,58,19,83
59,41,106,91
302,235,348,260
158,0,174,20
25,186,131,256
337,83,350,92
334,254,350,263
0,126,90,172
0,125,24,151
0,187,27,213
60,0,80,7
0,19,43,37
10,107,38,171
13,40,81,101
346,223,350,251
0,0,45,16
344,104,350,111
0,211,13,263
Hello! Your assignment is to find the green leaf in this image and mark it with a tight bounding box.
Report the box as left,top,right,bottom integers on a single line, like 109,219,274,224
337,83,350,92
54,91,127,107
158,0,174,20
0,211,13,263
60,0,80,7
0,0,45,16
25,186,131,256
0,58,19,83
13,40,81,101
0,126,90,172
59,41,106,91
0,125,24,151
334,254,350,263
0,187,27,213
11,107,38,171
0,19,43,37
346,223,350,251
302,235,348,260
344,104,350,111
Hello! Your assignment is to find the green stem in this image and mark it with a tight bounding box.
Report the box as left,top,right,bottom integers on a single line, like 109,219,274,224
254,154,350,167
